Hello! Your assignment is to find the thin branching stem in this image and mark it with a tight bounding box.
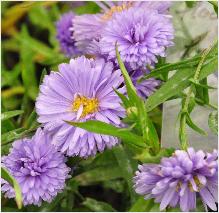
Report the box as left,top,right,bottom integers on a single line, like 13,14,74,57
179,41,217,150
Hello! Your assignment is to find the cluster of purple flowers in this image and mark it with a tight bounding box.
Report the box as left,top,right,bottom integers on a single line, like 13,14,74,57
134,148,218,211
2,1,217,211
57,1,174,100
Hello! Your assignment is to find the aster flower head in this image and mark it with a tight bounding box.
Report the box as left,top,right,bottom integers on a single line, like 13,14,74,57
134,148,218,212
72,2,133,54
56,12,79,57
100,7,174,69
36,56,125,158
1,128,70,206
72,1,172,56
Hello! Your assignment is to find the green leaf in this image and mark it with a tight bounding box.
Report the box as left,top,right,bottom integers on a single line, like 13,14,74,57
187,97,196,113
25,108,38,129
208,111,218,135
66,120,146,148
113,145,138,204
145,56,218,112
83,198,116,212
22,68,46,129
1,167,22,209
134,148,175,163
103,179,125,193
1,127,25,145
116,44,139,103
75,165,122,186
185,113,207,136
1,119,16,134
15,27,59,61
140,42,217,81
194,78,210,105
189,78,216,90
29,5,54,31
29,5,57,47
39,194,65,212
1,110,24,121
2,65,21,88
145,68,192,112
199,56,218,80
137,99,160,154
129,198,158,212
39,68,47,84
1,126,39,145
186,1,197,8
82,149,118,170
113,88,131,109
20,25,38,100
73,1,101,15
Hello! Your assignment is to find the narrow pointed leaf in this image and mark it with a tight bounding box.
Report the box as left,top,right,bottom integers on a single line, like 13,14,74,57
66,120,146,148
1,110,24,121
145,56,218,112
189,78,216,89
139,41,217,81
113,88,130,109
113,145,138,204
116,44,138,102
20,25,38,100
1,167,22,209
185,113,207,136
136,99,160,153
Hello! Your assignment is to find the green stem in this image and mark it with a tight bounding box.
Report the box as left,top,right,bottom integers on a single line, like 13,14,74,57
179,41,216,150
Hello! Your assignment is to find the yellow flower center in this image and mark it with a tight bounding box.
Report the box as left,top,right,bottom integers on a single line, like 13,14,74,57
101,2,133,21
72,95,99,118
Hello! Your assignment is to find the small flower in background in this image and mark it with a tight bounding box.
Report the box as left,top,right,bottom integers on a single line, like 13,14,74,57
71,14,103,54
134,1,172,14
100,7,174,69
56,12,80,57
1,128,70,206
133,148,218,212
36,56,125,158
130,70,160,99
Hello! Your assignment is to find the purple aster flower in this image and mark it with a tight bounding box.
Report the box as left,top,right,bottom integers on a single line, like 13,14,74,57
56,12,80,57
36,56,125,158
72,14,103,53
72,2,172,56
72,2,133,54
130,70,160,99
99,7,174,69
1,128,70,206
134,148,218,212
